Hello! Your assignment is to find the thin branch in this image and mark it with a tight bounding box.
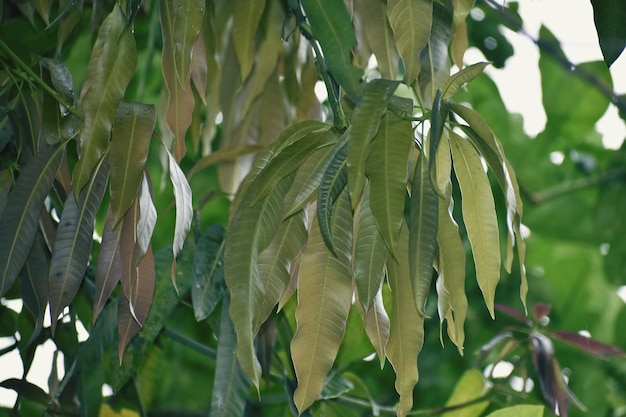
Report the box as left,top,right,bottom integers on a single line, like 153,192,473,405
161,326,217,359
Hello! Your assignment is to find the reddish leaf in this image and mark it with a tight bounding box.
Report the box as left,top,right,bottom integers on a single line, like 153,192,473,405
551,330,626,358
495,303,531,326
532,302,552,323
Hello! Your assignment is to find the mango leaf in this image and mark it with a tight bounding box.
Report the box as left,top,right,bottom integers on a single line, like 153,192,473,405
363,289,389,369
94,209,122,323
386,223,424,417
441,369,489,417
550,330,626,358
485,405,544,417
387,0,432,86
428,89,449,197
187,145,263,180
49,156,109,334
347,79,399,208
232,0,266,80
450,133,500,318
409,152,438,316
361,0,400,79
73,3,137,194
590,0,626,67
292,191,353,414
109,102,155,226
0,170,11,216
135,173,156,262
192,225,226,321
210,297,252,417
254,209,308,332
301,0,364,99
442,62,490,100
0,142,64,297
19,234,49,345
419,0,452,102
450,0,473,68
354,184,388,311
318,139,348,255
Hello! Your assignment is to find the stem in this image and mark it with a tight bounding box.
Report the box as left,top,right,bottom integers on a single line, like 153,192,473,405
0,39,82,120
523,169,626,204
161,326,217,359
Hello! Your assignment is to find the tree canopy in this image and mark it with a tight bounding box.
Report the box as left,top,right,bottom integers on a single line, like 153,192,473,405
0,0,625,416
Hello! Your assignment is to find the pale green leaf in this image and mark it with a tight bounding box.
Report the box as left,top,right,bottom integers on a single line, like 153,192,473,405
361,0,400,79
441,369,490,417
49,156,109,334
301,0,364,99
167,0,204,88
192,225,226,321
94,209,122,323
292,191,353,414
387,223,424,417
318,140,348,255
435,130,452,195
210,297,252,417
110,102,155,226
73,3,137,194
409,152,438,316
485,405,544,417
354,184,388,311
450,134,500,318
347,79,399,208
0,143,64,297
232,0,267,80
363,289,389,369
442,62,490,100
387,0,432,86
135,173,157,261
164,145,192,270
365,110,412,256
419,1,452,102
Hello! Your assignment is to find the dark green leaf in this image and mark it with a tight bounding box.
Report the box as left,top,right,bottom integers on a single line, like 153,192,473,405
192,225,226,321
590,0,626,66
93,209,122,323
317,139,348,255
19,234,49,345
419,0,452,102
428,88,449,197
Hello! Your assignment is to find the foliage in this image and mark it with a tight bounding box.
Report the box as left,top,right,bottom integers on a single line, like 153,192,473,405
0,0,625,416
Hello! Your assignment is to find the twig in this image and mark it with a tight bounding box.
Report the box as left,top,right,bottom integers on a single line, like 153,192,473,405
161,326,217,359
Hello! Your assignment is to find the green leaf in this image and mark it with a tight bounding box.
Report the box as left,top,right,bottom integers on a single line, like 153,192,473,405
317,139,348,255
187,145,263,180
590,0,626,66
73,3,137,194
232,0,266,80
450,133,500,318
93,209,122,323
409,152,438,316
419,0,452,102
441,369,489,417
301,0,364,99
0,142,64,297
386,223,424,417
428,88,450,197
363,289,389,369
347,78,399,209
20,234,49,345
360,0,400,79
49,156,109,334
387,0,432,86
192,225,226,321
292,190,353,414
442,62,490,100
210,297,252,417
485,405,544,417
109,102,155,226
354,184,388,311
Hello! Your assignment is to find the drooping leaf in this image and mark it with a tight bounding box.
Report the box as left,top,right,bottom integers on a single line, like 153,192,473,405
49,156,109,334
442,62,490,100
0,142,64,297
441,369,490,417
94,209,122,323
192,225,226,321
419,0,452,102
361,0,400,79
363,289,390,368
0,170,11,217
232,0,266,80
210,297,252,417
365,112,413,256
73,3,137,194
135,173,157,262
485,405,545,417
354,184,388,311
300,0,364,99
317,139,348,255
409,152,438,316
590,0,626,67
292,191,353,414
428,89,449,197
450,133,500,318
109,102,155,226
550,330,626,358
347,79,399,208
20,234,49,345
450,0,473,68
386,223,424,417
387,0,432,86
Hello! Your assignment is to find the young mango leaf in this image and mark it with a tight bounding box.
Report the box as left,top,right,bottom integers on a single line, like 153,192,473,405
93,209,122,323
409,152,438,316
292,191,353,414
441,369,490,417
530,333,570,417
300,0,364,99
254,209,308,333
49,156,109,334
360,0,400,80
450,133,500,318
387,0,432,86
419,1,452,102
210,297,252,417
387,223,425,417
347,79,399,208
109,102,155,226
354,184,388,311
232,0,266,80
20,234,49,345
485,405,545,417
550,330,626,358
363,289,390,369
0,142,64,297
442,62,490,100
317,139,348,255
192,225,226,321
428,89,449,197
73,3,137,194
590,0,626,67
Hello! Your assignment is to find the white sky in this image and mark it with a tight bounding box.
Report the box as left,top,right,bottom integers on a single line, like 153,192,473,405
1,0,625,408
